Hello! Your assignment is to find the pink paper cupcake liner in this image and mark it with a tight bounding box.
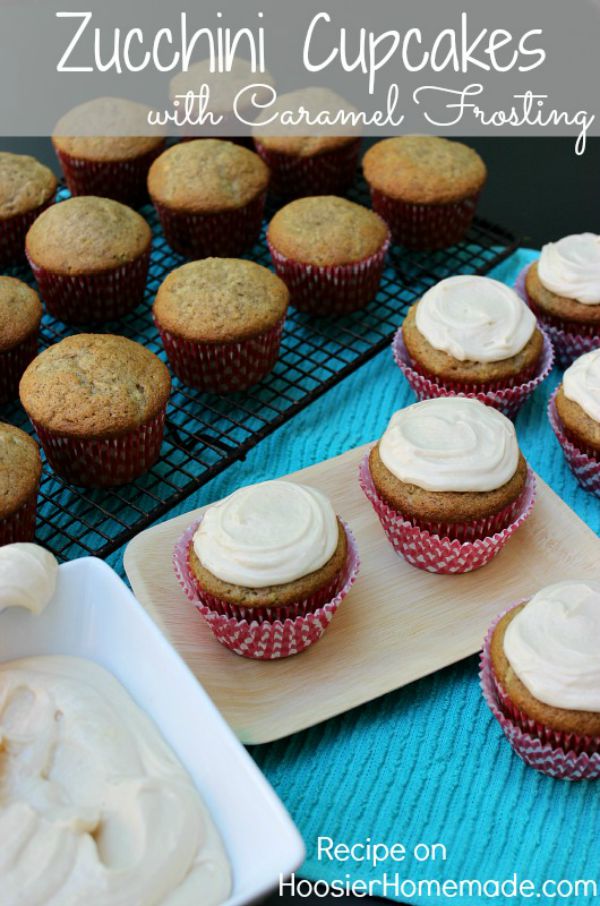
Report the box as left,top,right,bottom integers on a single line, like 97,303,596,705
0,495,38,545
173,518,360,659
0,332,39,405
27,249,150,325
359,451,536,574
392,328,554,420
156,316,285,393
153,192,266,259
268,234,390,316
369,188,480,251
55,143,166,208
548,388,600,496
515,263,600,368
480,606,600,779
254,139,361,199
0,197,55,269
29,408,167,488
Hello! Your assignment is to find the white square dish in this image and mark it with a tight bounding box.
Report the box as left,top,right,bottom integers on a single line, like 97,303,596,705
0,556,304,905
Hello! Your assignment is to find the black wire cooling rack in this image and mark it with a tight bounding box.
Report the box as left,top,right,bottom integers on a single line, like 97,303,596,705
2,181,519,561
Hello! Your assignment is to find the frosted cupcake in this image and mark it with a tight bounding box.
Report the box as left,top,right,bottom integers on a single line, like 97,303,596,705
549,348,600,495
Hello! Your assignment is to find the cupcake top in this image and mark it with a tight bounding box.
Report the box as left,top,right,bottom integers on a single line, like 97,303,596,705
253,87,360,156
52,98,165,161
193,480,339,587
0,277,42,352
414,275,537,363
379,397,519,492
26,196,151,275
268,196,389,266
563,348,600,424
503,580,600,712
19,334,171,438
537,233,600,304
170,57,274,113
153,258,288,343
0,153,57,220
362,136,487,204
0,423,42,518
147,140,269,213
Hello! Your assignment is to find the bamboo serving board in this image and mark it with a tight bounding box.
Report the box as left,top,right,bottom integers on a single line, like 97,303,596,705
124,443,600,744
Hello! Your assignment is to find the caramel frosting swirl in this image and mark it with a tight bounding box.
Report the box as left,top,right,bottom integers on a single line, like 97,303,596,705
563,348,600,423
538,233,600,304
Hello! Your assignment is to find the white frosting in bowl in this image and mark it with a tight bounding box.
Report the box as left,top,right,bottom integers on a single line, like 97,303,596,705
563,348,600,423
503,580,600,712
379,397,519,492
0,543,58,615
193,480,339,587
415,275,536,362
537,233,600,304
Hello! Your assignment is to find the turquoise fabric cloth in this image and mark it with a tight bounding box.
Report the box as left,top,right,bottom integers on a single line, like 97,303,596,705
110,249,600,906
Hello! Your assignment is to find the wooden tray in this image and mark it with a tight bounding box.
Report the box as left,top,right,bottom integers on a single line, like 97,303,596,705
124,443,600,744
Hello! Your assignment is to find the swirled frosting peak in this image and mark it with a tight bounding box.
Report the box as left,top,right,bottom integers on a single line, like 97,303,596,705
416,275,536,362
0,543,58,615
193,480,339,586
379,397,519,492
537,233,600,304
503,580,600,711
563,348,600,423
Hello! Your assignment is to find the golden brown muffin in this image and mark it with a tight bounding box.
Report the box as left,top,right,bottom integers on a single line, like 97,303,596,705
525,261,600,328
19,334,171,440
153,258,288,343
363,136,486,205
402,302,544,385
189,517,348,608
369,443,528,524
0,422,42,520
491,604,600,737
253,88,359,157
0,153,57,220
555,384,600,454
267,196,389,266
0,277,42,352
25,196,151,276
52,98,164,162
147,140,269,214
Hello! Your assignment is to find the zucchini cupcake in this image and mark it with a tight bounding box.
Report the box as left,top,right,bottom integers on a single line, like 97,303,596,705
481,580,600,779
0,153,56,268
549,348,600,496
174,479,360,659
0,277,42,405
360,397,535,573
25,196,151,324
267,195,390,315
148,140,269,258
362,136,486,250
0,423,42,544
153,258,288,392
19,334,171,487
52,98,166,206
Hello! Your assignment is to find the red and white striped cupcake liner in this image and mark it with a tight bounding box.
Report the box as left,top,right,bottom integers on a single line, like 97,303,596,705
368,188,480,251
0,197,55,269
173,518,360,659
268,234,390,316
480,606,600,780
156,316,285,393
0,495,38,545
55,143,166,208
515,263,600,369
254,139,361,199
153,191,266,259
359,451,536,574
547,388,600,496
392,328,554,420
27,249,150,325
0,332,39,405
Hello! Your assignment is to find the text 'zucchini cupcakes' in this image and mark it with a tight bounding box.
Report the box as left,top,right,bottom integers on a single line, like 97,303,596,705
0,277,42,405
394,275,553,418
0,152,56,268
481,580,600,779
0,423,41,544
360,397,535,573
174,480,360,659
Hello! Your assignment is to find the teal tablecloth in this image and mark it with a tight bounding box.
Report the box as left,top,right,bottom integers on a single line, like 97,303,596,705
110,249,600,906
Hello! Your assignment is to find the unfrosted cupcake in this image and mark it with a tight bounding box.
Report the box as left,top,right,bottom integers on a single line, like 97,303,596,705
0,153,57,268
0,277,42,405
148,140,269,258
52,98,166,206
549,348,600,495
0,423,42,544
25,196,151,324
267,195,390,315
174,479,360,658
363,136,486,250
19,334,171,487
